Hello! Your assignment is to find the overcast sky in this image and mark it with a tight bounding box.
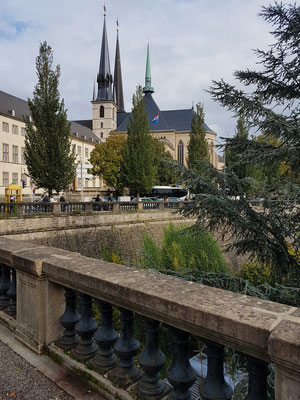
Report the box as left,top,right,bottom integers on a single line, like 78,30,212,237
0,0,275,143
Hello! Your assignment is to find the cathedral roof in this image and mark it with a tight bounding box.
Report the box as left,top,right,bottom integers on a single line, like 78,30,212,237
0,90,99,144
114,92,215,133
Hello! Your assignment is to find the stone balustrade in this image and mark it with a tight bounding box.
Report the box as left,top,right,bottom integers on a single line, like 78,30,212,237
0,235,299,399
0,200,184,217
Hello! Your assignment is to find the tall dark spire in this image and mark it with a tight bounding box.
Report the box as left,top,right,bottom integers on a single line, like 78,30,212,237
96,9,113,101
113,20,124,112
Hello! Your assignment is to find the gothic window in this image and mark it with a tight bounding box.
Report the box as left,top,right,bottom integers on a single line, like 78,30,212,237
177,141,184,165
100,106,104,118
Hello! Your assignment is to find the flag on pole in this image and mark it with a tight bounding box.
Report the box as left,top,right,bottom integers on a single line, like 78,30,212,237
150,112,159,124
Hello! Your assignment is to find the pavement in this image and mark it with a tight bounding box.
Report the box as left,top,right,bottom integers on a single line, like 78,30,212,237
0,323,104,400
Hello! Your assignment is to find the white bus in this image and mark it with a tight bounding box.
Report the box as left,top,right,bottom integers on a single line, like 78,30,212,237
151,186,188,201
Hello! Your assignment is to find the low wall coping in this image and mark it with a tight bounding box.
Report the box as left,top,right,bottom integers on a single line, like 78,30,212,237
0,236,299,371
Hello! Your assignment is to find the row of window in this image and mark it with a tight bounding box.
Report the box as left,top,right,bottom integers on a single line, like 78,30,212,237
2,144,25,164
2,122,26,136
72,144,90,159
2,172,27,187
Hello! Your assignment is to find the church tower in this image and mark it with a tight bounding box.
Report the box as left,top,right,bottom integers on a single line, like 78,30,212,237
92,8,117,141
113,21,124,112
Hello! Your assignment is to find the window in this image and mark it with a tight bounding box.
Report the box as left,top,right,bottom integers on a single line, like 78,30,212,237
21,147,25,164
100,106,104,118
72,144,76,154
3,144,9,162
85,178,89,187
85,148,89,158
101,122,104,128
21,127,26,136
77,146,81,157
177,141,184,165
101,132,104,138
21,173,27,187
113,108,115,120
12,125,18,135
93,177,96,187
12,173,18,184
12,146,18,163
78,178,82,187
2,122,9,132
2,172,9,187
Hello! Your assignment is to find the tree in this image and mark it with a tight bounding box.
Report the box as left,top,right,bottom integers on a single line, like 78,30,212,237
90,133,126,192
120,86,156,198
174,3,300,285
152,139,178,186
24,41,76,196
186,103,209,175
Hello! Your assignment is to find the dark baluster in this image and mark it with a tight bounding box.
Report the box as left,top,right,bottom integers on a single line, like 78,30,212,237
90,300,118,374
0,265,11,310
109,308,141,388
71,293,98,361
199,340,232,400
166,328,197,400
56,288,80,351
6,268,16,316
138,318,169,399
244,356,269,400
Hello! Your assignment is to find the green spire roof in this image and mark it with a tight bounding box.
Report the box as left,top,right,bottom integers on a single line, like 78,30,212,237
143,42,154,93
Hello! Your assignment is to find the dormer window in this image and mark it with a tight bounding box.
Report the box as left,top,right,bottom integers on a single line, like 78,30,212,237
100,106,104,118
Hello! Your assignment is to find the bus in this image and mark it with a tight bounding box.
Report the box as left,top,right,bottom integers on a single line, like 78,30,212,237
151,186,189,201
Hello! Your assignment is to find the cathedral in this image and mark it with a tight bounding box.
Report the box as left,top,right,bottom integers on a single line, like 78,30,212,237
74,11,219,168
0,9,221,198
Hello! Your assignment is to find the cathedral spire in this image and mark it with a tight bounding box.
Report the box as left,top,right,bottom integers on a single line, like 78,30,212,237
96,8,113,101
143,42,154,94
113,19,125,112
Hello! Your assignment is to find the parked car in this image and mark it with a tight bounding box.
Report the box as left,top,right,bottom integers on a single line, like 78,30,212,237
131,197,160,202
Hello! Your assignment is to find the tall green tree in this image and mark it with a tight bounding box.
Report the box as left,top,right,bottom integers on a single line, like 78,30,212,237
152,139,178,186
120,86,156,198
24,41,76,196
174,3,300,285
186,103,209,175
90,133,126,193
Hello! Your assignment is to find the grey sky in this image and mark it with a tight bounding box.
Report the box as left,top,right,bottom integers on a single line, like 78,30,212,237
0,0,274,143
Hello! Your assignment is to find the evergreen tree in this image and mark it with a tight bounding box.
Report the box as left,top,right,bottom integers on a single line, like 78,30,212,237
120,86,156,197
24,42,76,196
187,103,209,174
174,3,300,285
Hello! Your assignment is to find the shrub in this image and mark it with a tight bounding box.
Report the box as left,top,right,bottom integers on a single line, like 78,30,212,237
141,223,227,274
240,262,271,286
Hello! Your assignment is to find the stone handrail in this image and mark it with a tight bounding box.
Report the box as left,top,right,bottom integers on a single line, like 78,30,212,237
0,236,299,398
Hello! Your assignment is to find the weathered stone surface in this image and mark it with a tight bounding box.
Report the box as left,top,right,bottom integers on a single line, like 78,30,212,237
0,236,41,267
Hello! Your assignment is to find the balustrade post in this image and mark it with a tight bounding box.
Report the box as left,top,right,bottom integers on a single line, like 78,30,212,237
90,300,118,374
85,203,93,213
199,340,232,400
71,293,98,361
166,327,197,400
113,202,120,213
244,356,269,400
158,202,164,211
6,268,16,316
109,308,141,388
52,203,61,214
138,317,169,399
56,288,80,351
0,264,11,310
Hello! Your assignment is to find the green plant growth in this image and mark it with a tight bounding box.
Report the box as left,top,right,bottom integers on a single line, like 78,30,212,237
141,223,227,273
